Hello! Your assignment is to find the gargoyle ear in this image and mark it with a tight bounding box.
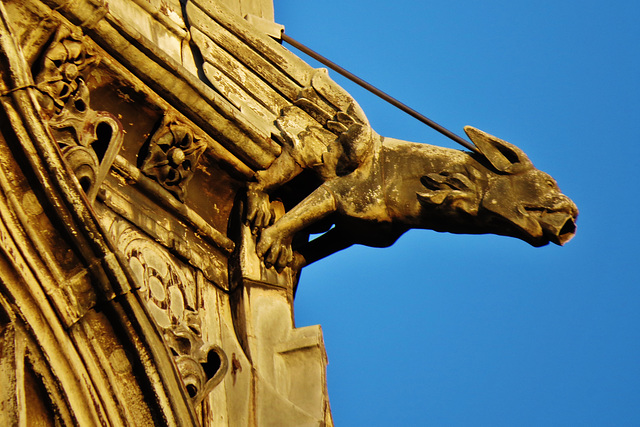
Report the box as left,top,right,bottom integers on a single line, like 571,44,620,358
464,126,532,174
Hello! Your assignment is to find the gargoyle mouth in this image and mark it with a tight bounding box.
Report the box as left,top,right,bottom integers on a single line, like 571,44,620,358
525,208,577,246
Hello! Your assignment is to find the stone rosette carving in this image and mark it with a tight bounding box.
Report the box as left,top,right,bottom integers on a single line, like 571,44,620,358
139,120,207,201
33,26,123,202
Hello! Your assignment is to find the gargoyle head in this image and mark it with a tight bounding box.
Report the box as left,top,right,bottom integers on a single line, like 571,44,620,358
418,127,578,246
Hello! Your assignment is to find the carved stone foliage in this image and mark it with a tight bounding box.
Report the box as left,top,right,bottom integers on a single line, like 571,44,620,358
139,119,207,201
108,219,227,405
33,26,123,202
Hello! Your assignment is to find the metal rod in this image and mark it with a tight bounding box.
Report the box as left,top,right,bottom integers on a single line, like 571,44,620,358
281,33,478,153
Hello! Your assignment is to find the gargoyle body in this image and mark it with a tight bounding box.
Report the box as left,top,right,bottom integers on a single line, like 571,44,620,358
247,72,578,270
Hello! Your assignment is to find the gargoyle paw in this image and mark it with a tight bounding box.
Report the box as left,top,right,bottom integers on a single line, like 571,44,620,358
256,227,293,271
246,188,274,233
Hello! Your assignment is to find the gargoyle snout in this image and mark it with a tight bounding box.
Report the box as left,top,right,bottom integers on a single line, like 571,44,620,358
551,194,579,217
557,215,577,245
539,196,578,246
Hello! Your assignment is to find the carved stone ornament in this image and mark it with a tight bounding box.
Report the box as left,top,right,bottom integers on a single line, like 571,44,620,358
0,0,581,424
33,26,123,202
110,220,227,405
140,119,207,201
248,71,579,270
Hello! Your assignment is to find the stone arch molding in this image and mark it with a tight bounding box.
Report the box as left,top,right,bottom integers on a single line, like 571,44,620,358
108,218,228,405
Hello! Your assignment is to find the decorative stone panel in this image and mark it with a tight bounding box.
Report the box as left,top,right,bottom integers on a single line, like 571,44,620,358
139,118,207,201
106,216,228,406
33,25,123,202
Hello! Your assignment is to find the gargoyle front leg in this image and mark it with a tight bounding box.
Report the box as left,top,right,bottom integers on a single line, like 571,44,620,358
257,185,337,270
294,226,353,267
246,150,303,232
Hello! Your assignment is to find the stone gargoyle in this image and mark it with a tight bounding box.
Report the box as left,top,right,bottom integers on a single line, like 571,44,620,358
246,71,578,271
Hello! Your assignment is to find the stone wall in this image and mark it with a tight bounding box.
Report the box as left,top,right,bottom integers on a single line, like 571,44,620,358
0,0,334,425
220,0,274,21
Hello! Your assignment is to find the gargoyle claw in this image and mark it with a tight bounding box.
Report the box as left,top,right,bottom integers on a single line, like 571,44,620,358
256,227,293,271
246,188,274,232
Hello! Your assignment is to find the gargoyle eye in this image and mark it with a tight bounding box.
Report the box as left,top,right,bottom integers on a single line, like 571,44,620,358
546,180,556,188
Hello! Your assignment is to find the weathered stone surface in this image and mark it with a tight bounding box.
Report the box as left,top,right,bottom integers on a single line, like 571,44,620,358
0,0,575,425
33,25,124,203
0,0,335,424
139,118,208,201
247,72,578,269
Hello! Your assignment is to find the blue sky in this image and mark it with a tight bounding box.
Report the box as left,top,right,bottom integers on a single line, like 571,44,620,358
276,1,639,426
